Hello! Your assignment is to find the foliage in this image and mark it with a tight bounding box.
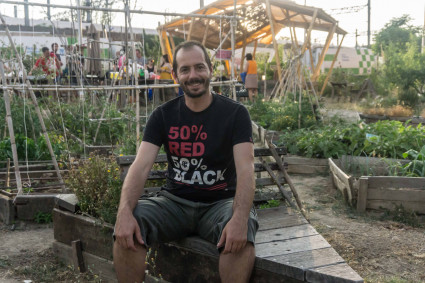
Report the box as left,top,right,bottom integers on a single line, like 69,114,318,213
34,211,53,224
0,133,64,165
372,15,421,56
66,154,122,224
259,199,281,209
249,94,318,131
396,146,425,177
279,120,425,159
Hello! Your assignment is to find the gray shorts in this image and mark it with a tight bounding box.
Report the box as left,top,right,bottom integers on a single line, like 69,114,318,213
132,191,258,248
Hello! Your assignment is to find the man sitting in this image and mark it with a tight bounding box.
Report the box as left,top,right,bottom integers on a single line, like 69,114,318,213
113,40,258,283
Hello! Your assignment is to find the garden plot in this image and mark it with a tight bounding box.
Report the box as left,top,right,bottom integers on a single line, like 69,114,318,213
329,156,425,214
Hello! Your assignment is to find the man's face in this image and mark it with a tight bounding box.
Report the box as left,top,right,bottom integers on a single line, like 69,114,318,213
43,50,50,58
173,46,212,99
53,44,58,52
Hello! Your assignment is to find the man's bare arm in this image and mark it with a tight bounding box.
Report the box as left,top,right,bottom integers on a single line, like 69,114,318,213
114,141,160,250
218,142,255,253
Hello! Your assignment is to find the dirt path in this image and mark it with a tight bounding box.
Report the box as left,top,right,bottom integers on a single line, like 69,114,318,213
291,174,425,283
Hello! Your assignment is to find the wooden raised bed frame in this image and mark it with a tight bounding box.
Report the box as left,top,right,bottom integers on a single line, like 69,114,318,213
329,157,425,214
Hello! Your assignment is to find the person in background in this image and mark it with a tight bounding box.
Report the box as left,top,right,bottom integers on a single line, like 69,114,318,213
135,49,146,67
145,58,157,78
51,43,63,83
158,54,172,80
28,46,60,81
243,53,258,102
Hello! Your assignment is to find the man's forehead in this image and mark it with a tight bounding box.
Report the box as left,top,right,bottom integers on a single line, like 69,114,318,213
176,46,206,66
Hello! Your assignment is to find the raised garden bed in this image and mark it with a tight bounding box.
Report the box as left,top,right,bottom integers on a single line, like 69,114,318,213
359,113,425,126
53,197,363,283
251,121,328,174
329,156,425,214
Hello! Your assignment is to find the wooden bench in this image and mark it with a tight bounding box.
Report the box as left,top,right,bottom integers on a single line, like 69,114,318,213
114,148,364,283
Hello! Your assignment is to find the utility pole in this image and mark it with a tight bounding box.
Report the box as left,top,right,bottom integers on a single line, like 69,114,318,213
47,0,51,21
367,0,371,47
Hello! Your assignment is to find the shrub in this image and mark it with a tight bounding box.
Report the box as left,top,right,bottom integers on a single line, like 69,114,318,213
66,154,122,224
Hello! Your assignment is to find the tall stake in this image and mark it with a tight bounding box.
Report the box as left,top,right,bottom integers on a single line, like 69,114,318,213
0,13,65,191
0,61,23,195
126,4,141,152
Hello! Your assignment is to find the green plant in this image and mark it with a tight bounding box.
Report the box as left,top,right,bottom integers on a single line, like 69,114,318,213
381,203,422,228
259,199,281,209
66,154,122,224
398,145,425,177
34,211,53,223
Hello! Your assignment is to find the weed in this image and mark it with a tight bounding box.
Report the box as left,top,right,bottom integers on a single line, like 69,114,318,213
66,153,122,224
34,211,52,224
259,199,281,209
145,248,162,280
380,204,422,228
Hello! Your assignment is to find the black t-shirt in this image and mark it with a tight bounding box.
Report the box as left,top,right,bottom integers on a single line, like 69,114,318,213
143,93,253,202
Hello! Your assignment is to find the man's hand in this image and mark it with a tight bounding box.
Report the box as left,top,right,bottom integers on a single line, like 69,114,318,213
114,208,144,251
217,215,248,254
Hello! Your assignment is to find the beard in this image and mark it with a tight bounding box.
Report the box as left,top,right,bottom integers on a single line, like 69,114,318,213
179,77,211,98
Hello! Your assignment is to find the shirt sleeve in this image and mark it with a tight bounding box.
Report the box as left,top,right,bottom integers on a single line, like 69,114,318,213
232,105,253,145
142,107,164,147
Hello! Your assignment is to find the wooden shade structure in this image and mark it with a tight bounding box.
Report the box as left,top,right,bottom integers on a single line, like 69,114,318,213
157,0,347,82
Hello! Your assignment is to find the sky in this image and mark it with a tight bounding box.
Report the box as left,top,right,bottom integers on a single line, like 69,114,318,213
2,0,424,48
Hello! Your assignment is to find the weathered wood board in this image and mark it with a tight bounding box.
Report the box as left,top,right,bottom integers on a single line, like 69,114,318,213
329,158,354,205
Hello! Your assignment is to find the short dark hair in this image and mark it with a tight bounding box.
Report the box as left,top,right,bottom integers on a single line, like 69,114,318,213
42,47,49,53
245,53,253,60
172,40,211,74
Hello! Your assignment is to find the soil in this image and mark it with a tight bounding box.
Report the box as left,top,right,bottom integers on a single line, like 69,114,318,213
1,175,424,282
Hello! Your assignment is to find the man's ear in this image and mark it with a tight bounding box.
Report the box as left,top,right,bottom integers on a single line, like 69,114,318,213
172,70,179,83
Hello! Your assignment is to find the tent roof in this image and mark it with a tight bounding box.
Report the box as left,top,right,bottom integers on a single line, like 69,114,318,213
158,0,347,50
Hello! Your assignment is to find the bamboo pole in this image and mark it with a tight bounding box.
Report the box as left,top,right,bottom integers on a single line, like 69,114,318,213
1,0,242,20
253,39,258,59
0,13,65,192
126,4,141,152
312,23,337,82
0,62,22,195
187,17,195,41
265,0,282,79
300,8,317,56
320,34,345,96
202,19,210,46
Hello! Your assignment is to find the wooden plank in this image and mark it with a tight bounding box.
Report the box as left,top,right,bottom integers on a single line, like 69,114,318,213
287,156,328,166
357,177,368,212
255,247,345,281
15,194,57,220
72,240,86,272
55,194,79,213
255,234,331,258
257,206,290,218
53,208,114,260
53,241,118,283
258,214,309,231
367,176,425,190
0,193,15,224
367,187,425,202
255,176,286,186
287,164,328,174
255,224,318,244
367,200,425,214
306,262,364,283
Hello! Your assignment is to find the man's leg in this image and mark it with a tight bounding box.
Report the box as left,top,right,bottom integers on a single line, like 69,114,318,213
113,241,147,283
219,243,255,283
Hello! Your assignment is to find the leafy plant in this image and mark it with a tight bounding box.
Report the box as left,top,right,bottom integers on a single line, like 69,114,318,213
397,145,425,177
66,154,122,224
259,199,281,209
34,211,53,223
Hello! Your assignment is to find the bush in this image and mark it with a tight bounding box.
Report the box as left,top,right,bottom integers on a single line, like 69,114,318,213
66,154,122,224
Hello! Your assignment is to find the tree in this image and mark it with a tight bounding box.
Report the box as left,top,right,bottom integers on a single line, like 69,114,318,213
372,15,421,56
